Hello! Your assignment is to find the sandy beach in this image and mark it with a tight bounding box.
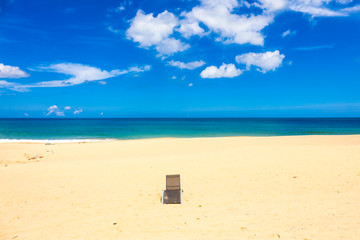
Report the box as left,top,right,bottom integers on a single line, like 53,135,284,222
1,135,360,240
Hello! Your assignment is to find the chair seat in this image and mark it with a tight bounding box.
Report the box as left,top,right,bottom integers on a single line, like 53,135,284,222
162,190,182,204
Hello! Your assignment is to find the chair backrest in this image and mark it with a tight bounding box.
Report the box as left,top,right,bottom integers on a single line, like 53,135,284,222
166,174,181,191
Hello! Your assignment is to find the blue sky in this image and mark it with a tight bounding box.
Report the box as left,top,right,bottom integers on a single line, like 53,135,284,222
0,0,360,117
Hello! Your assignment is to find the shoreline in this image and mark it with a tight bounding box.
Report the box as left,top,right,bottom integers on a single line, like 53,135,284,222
2,133,360,143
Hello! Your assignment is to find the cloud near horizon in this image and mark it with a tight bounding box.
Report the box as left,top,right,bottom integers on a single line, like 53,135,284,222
46,105,83,116
0,63,151,92
73,109,83,115
46,105,64,116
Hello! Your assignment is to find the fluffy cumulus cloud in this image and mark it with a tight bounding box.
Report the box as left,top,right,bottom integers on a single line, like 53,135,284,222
73,109,83,115
0,63,29,78
168,60,206,70
126,10,189,56
121,0,274,56
46,105,64,117
0,63,151,92
235,50,285,73
177,17,206,39
46,105,82,116
200,63,242,78
180,0,273,46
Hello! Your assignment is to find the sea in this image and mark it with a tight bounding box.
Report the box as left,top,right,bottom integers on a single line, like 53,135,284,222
0,118,360,142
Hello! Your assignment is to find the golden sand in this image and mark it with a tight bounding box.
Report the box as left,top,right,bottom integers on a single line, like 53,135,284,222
1,135,360,240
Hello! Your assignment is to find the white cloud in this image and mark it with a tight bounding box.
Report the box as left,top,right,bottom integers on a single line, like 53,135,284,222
235,50,285,73
254,0,288,12
73,109,83,115
0,63,29,78
282,29,296,37
200,63,242,78
335,0,354,4
64,106,71,110
1,63,151,91
340,4,360,13
35,63,119,87
289,3,346,17
168,60,206,70
24,113,29,117
100,112,104,116
0,80,16,88
115,6,125,12
126,10,189,56
188,83,193,87
177,17,206,38
251,0,359,17
285,0,358,17
107,26,121,34
155,38,189,56
46,105,65,117
46,105,57,116
0,80,29,92
127,10,177,47
181,0,273,46
171,76,177,79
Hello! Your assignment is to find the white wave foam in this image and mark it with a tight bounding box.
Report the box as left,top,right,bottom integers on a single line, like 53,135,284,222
0,139,116,143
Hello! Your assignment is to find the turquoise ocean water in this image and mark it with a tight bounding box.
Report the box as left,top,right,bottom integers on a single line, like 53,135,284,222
0,118,360,141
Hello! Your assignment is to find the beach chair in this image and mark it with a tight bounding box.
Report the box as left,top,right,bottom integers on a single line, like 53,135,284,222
162,174,182,204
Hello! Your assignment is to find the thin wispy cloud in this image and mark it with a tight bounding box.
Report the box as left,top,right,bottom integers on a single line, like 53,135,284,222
282,29,296,38
73,109,83,115
0,63,151,92
168,60,205,70
341,4,360,13
293,44,335,51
